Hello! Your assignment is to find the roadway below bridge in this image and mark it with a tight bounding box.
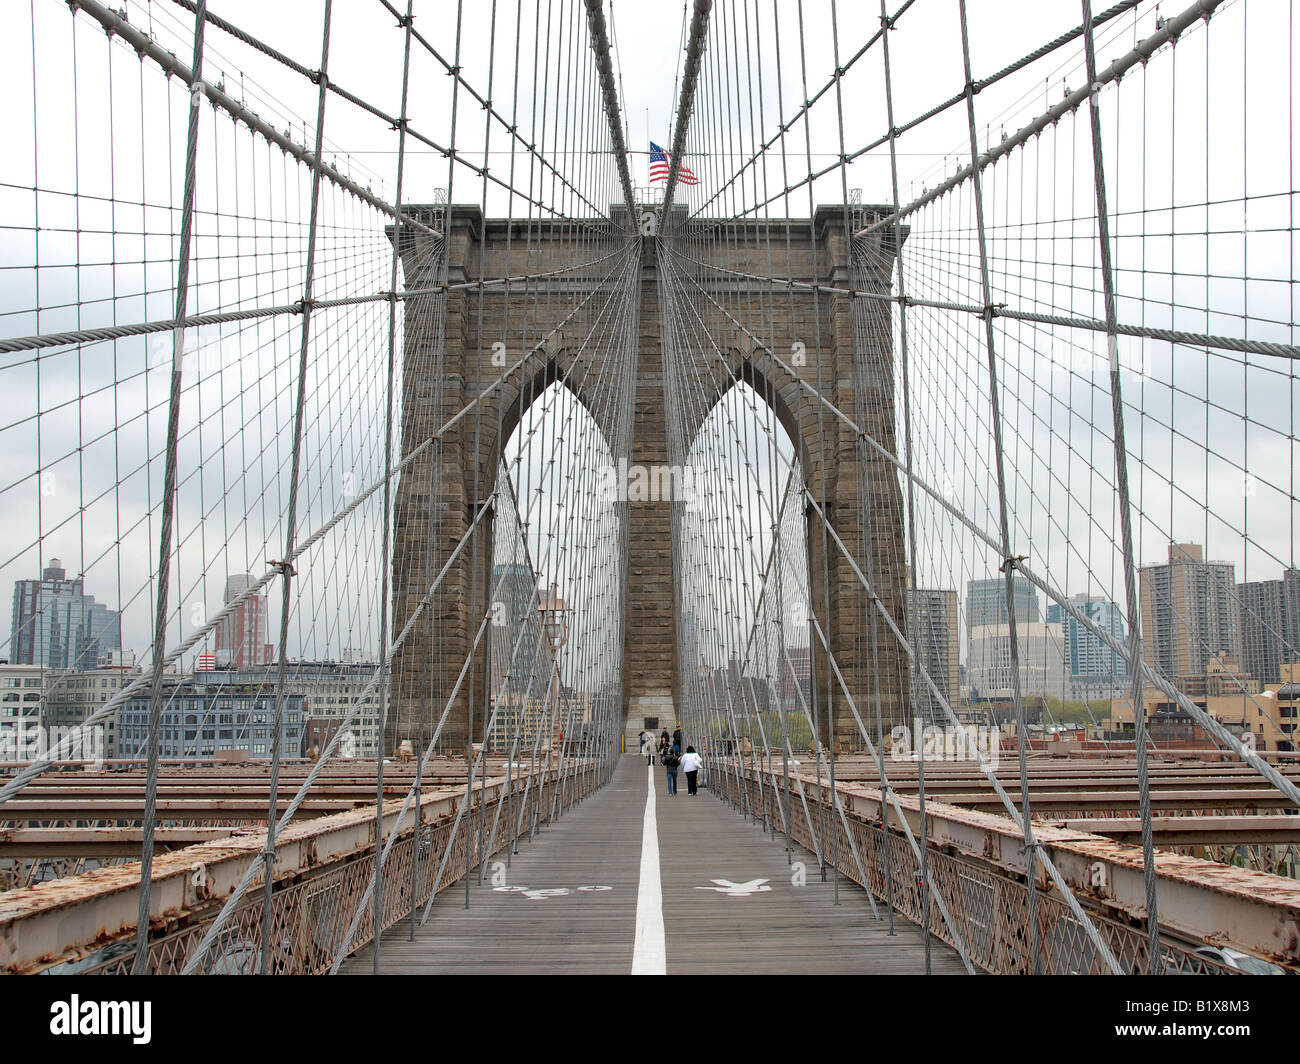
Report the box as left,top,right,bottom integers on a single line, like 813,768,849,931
341,754,965,975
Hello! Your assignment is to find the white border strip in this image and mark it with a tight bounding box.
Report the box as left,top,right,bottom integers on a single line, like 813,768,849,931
631,762,666,974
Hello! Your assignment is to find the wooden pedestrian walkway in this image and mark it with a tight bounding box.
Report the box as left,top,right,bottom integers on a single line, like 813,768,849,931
342,754,967,975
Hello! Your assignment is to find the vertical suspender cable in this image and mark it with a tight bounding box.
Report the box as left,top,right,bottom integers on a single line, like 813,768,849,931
583,0,638,222
133,0,207,976
957,0,1042,973
260,0,334,975
1077,0,1162,974
373,0,418,974
660,0,713,221
877,0,933,973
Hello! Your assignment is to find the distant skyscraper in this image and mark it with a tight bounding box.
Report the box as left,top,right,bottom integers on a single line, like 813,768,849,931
490,562,544,698
1139,543,1240,682
1047,593,1128,697
967,622,1067,702
779,644,811,705
966,574,1040,641
906,588,959,722
1237,569,1300,685
214,573,271,669
10,558,122,669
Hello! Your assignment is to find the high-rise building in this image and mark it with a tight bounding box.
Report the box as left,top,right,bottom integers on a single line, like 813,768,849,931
214,573,271,669
779,644,811,705
41,657,140,759
10,559,122,670
1139,543,1240,682
966,574,1040,640
117,673,302,760
967,622,1068,703
1047,594,1129,699
1289,569,1300,666
906,588,959,722
1237,570,1300,686
489,562,545,698
0,663,49,760
262,660,381,758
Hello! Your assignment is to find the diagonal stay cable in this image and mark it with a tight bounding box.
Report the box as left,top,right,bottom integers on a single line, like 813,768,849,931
0,241,639,812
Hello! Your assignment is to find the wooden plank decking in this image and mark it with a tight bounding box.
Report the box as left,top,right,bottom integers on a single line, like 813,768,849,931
342,754,967,975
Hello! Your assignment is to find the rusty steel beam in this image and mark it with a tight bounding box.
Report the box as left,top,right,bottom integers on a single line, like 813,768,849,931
832,780,1300,967
867,777,1294,794
0,827,240,858
0,798,368,823
826,764,1300,780
0,775,509,973
898,789,1296,813
8,780,426,796
1050,815,1300,846
0,761,531,825
5,775,500,790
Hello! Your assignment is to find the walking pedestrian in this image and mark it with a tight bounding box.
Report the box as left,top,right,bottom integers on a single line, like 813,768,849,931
681,745,703,796
640,729,654,765
672,725,682,751
658,730,671,759
663,744,680,796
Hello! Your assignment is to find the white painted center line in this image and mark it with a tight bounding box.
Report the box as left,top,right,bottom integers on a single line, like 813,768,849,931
631,762,666,975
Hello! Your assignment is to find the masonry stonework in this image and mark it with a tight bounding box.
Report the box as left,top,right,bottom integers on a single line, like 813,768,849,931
388,204,907,755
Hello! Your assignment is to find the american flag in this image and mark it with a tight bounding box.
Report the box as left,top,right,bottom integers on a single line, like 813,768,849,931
649,141,698,185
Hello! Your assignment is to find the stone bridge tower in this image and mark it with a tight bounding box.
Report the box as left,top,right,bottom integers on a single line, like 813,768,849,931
388,203,907,755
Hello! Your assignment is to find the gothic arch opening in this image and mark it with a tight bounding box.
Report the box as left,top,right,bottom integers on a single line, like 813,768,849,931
674,381,814,751
487,380,624,754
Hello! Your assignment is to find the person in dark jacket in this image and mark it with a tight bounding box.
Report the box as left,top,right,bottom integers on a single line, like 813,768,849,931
672,726,682,751
663,744,680,795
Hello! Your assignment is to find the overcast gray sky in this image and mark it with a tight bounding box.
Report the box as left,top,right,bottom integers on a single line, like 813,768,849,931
0,0,1294,678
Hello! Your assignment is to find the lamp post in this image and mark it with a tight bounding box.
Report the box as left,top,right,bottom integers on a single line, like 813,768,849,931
538,582,570,770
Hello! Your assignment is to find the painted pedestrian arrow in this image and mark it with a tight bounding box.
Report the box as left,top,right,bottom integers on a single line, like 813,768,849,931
493,885,613,900
694,878,771,897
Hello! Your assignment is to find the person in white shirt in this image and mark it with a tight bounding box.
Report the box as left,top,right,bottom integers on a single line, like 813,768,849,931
680,746,703,796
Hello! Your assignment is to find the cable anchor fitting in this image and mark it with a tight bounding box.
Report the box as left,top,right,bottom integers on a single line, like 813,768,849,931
999,554,1027,573
270,559,298,579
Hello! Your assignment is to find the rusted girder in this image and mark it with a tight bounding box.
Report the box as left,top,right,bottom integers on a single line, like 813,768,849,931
834,781,1300,967
876,777,1294,794
0,775,508,973
0,827,240,858
899,789,1297,814
1050,815,1300,847
0,798,366,823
